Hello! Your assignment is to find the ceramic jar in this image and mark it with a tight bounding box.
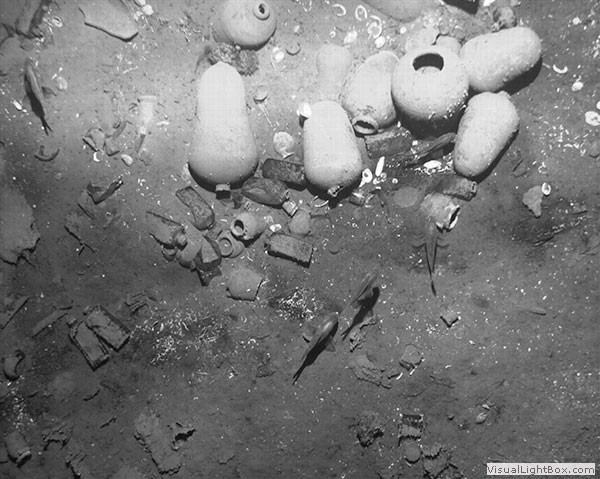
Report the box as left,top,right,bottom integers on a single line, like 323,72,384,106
391,45,469,136
341,51,400,135
189,62,258,190
460,27,542,92
453,91,519,179
303,101,363,196
316,45,353,101
212,0,277,49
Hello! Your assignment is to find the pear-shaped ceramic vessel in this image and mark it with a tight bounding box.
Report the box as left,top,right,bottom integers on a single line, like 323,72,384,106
341,51,400,135
303,101,363,196
212,0,277,49
460,26,542,92
391,45,469,136
190,62,258,189
316,45,353,101
453,91,519,179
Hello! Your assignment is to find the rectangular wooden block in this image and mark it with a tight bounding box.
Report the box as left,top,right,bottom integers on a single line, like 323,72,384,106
69,321,109,370
85,306,130,350
266,234,313,265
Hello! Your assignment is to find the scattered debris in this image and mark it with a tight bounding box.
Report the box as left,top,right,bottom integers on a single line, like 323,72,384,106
34,144,60,161
262,157,306,188
32,307,70,337
440,309,459,328
422,443,452,479
79,0,138,40
226,266,264,301
3,350,25,380
134,410,181,474
69,321,109,370
24,58,52,134
398,412,424,439
146,211,187,251
0,186,40,264
266,233,313,265
522,185,544,217
83,126,106,151
399,343,423,373
85,306,130,350
176,186,215,231
87,176,123,204
170,422,195,450
355,410,385,447
4,430,31,466
349,353,395,388
0,295,29,329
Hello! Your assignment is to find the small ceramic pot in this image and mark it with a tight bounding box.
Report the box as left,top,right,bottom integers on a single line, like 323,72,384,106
316,45,353,101
453,91,519,179
230,212,268,241
302,101,363,196
190,62,258,189
217,230,245,258
226,266,264,301
391,45,469,136
212,0,277,49
5,431,31,466
341,51,400,135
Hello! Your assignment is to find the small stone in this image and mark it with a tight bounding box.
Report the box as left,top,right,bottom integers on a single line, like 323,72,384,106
141,4,153,15
440,310,459,327
586,138,600,158
522,185,543,217
55,76,68,91
121,154,134,166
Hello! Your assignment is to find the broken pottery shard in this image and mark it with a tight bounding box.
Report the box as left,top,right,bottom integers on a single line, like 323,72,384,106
85,306,130,350
175,186,215,231
0,186,40,264
134,410,181,474
79,0,138,41
69,321,109,370
87,176,123,204
266,233,313,265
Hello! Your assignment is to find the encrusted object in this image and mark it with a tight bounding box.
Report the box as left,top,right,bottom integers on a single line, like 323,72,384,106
349,353,395,388
398,413,424,439
355,410,384,447
206,43,258,75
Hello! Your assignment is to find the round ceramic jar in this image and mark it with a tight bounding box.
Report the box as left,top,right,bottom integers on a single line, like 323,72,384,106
391,45,469,136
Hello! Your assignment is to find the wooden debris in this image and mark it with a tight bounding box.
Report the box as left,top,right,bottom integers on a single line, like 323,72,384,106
85,306,130,350
69,321,109,370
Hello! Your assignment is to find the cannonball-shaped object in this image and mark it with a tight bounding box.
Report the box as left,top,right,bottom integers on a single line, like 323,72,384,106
460,27,542,92
391,45,469,136
453,91,519,179
212,0,277,49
